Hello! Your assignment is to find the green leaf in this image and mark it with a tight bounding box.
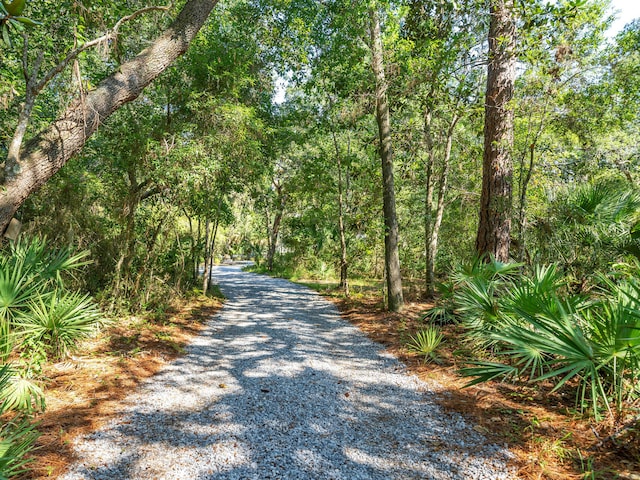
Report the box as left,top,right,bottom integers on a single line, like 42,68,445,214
1,24,11,47
12,16,40,27
2,0,26,16
460,361,519,387
0,376,45,413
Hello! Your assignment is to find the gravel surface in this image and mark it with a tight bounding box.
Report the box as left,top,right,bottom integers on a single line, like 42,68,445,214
60,264,515,479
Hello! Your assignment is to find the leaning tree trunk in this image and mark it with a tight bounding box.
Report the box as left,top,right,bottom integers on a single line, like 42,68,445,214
475,0,516,262
0,0,217,234
370,7,403,312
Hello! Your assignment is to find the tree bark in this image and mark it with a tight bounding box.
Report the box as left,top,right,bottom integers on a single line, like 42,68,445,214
516,142,535,259
0,0,218,234
423,109,436,297
266,184,286,272
201,217,211,293
426,113,458,297
475,0,516,262
203,197,222,295
370,7,403,312
208,212,220,287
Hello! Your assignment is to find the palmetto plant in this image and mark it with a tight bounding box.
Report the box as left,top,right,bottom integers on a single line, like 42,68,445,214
546,181,640,272
406,326,444,363
18,291,102,359
457,259,640,420
0,364,39,480
0,237,102,477
0,236,97,361
450,257,523,348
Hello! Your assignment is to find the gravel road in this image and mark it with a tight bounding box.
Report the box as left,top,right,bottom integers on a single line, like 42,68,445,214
60,264,515,479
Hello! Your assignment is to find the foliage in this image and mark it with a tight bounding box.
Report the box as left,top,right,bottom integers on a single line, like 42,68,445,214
0,237,95,360
0,364,39,480
0,237,103,477
531,179,640,279
0,0,41,47
0,238,102,364
0,374,44,414
405,326,444,363
17,291,102,359
453,259,640,420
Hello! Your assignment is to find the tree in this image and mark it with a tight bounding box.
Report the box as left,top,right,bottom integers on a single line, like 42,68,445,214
476,0,516,262
0,0,217,234
401,0,485,296
369,5,403,311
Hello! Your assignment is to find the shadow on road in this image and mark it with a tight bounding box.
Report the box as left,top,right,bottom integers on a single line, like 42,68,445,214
62,265,512,480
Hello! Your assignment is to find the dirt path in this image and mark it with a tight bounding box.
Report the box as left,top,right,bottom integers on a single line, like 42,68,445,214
59,264,514,479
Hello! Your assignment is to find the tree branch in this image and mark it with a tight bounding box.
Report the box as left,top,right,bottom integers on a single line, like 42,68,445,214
3,4,173,180
0,0,218,233
36,4,173,94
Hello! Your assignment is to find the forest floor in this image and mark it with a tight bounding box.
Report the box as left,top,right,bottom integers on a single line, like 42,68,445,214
301,280,640,480
21,293,223,479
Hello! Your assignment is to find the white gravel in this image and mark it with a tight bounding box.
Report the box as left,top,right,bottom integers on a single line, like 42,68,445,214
59,264,516,479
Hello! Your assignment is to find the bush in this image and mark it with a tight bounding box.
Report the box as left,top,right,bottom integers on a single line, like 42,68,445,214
0,236,103,361
451,258,640,420
0,365,40,479
17,291,103,360
405,326,444,363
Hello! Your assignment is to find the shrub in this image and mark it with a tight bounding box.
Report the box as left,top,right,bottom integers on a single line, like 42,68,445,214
17,291,103,360
0,365,40,479
405,326,444,363
0,237,102,361
453,258,640,420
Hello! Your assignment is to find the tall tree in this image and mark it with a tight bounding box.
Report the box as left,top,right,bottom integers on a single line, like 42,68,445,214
402,0,485,296
369,6,403,311
476,0,516,261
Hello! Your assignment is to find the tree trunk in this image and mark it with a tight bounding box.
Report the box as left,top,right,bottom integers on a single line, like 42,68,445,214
266,212,282,272
428,114,458,293
185,211,196,281
196,218,202,280
330,127,349,297
203,198,222,295
516,142,535,260
0,0,217,233
370,7,403,312
122,166,140,282
267,185,286,272
423,109,436,298
201,217,211,293
475,0,516,262
208,213,220,285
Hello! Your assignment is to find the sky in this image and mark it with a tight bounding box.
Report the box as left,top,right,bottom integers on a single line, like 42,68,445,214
608,0,640,35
